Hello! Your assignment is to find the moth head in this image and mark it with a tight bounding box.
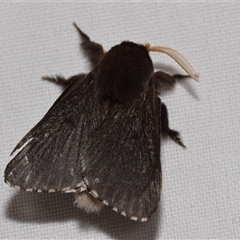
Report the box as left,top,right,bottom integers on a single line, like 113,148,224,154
145,43,199,82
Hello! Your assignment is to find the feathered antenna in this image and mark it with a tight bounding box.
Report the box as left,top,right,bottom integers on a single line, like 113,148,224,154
145,43,199,82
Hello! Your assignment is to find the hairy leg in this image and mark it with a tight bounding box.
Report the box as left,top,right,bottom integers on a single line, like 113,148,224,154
73,22,105,69
42,73,86,89
161,102,186,148
153,71,189,93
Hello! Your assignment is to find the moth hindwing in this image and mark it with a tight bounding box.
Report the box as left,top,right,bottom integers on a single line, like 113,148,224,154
4,23,198,222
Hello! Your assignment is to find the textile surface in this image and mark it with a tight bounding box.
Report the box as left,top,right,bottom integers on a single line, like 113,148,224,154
1,3,240,239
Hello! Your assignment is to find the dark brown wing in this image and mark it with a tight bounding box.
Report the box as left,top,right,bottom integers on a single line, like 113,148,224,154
82,84,161,221
4,73,109,192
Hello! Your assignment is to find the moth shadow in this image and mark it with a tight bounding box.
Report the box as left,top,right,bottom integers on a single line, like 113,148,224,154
5,191,79,222
153,62,179,74
6,191,160,239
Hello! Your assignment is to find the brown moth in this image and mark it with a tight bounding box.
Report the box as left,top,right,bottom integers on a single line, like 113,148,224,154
4,23,198,222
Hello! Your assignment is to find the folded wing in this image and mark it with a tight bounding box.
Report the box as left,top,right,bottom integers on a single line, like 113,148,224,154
82,86,161,221
5,74,109,192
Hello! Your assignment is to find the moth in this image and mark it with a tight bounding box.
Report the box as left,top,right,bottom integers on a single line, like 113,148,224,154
4,23,198,222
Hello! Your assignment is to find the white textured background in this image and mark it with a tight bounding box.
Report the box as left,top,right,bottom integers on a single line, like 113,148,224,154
1,3,240,239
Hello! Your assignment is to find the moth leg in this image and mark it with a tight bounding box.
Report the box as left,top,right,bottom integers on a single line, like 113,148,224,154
42,73,86,89
153,71,189,93
73,22,105,68
161,102,186,148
